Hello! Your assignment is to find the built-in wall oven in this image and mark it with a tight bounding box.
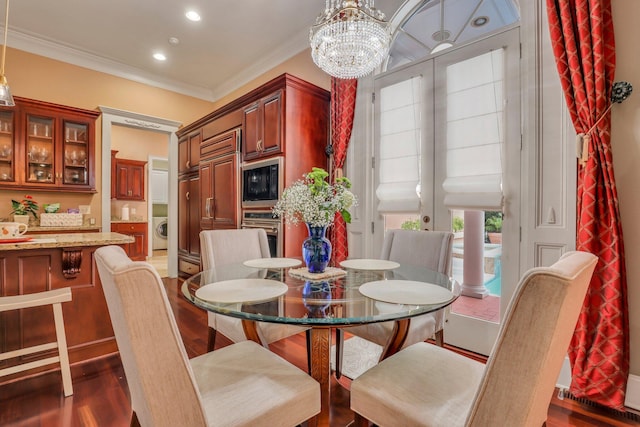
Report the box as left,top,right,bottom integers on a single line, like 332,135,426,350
241,210,282,258
241,157,283,208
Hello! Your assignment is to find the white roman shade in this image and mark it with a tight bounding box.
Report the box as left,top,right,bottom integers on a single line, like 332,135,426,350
443,49,505,211
376,76,422,213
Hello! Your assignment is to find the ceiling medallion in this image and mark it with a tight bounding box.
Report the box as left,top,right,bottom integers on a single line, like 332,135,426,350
310,0,391,79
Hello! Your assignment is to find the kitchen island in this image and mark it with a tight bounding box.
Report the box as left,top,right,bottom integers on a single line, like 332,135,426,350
0,232,134,386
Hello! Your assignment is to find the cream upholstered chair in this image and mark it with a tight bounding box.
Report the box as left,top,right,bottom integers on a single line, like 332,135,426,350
335,229,454,379
0,288,73,397
95,245,319,427
200,229,309,352
350,250,598,427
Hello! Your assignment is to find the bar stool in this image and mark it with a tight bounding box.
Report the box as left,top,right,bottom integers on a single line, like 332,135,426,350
0,287,73,397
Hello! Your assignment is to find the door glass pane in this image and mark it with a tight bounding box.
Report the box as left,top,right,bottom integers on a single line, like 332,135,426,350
384,213,421,232
450,209,501,323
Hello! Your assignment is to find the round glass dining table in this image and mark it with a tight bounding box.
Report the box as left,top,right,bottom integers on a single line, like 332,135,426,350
182,260,460,426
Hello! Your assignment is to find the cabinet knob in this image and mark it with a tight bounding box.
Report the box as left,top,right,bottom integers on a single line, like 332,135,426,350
185,160,190,169
257,139,263,152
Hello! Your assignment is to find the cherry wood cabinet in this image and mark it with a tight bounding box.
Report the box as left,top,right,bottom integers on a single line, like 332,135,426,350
178,130,201,175
111,222,148,261
176,74,330,274
0,97,99,192
242,90,282,161
200,128,240,230
114,158,146,200
178,174,200,275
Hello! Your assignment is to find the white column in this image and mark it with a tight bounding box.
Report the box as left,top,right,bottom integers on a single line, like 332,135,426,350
461,210,489,298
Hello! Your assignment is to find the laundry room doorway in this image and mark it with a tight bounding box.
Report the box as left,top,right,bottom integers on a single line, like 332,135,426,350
149,156,169,277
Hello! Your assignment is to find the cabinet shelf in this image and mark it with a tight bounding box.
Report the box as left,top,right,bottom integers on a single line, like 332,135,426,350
28,134,53,140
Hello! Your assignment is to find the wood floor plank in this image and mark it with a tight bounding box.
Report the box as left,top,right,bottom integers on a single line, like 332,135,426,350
0,277,637,426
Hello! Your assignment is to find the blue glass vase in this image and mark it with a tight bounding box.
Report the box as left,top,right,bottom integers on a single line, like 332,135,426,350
302,223,332,273
302,281,332,318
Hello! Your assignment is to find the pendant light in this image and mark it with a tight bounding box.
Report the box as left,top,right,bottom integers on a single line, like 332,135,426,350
309,0,391,79
431,0,453,54
0,0,14,107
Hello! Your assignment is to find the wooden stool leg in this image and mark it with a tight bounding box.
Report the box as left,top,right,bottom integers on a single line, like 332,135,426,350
53,302,73,397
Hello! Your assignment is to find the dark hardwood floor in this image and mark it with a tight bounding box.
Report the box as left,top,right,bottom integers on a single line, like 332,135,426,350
1,277,638,426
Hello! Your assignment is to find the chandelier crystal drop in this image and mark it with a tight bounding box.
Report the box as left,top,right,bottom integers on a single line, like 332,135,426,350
310,0,391,79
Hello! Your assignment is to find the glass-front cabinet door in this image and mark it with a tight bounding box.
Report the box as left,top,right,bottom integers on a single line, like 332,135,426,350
26,114,55,185
63,121,89,185
0,110,14,183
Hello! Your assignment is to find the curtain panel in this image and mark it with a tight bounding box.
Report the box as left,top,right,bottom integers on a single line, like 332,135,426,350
546,0,629,410
329,77,358,265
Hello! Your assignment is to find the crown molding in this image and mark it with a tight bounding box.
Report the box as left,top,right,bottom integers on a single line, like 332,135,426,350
7,28,216,102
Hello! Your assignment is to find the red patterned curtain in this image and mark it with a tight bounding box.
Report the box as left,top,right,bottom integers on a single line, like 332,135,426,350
546,0,629,410
329,77,358,265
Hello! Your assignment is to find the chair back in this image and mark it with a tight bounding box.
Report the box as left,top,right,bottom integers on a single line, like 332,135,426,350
466,250,598,426
95,245,207,427
380,229,454,275
200,228,271,270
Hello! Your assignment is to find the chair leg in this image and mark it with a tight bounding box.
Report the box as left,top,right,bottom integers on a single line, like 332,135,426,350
435,329,444,347
53,302,73,397
207,327,217,352
353,412,371,426
305,329,312,374
335,329,344,379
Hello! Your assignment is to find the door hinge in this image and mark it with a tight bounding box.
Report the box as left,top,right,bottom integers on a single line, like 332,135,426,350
371,156,375,169
371,222,375,234
372,92,375,103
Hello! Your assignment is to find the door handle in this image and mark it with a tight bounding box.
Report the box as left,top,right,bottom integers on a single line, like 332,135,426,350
186,191,190,201
205,197,212,218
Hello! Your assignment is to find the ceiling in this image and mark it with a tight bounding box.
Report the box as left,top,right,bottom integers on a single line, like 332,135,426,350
5,0,518,103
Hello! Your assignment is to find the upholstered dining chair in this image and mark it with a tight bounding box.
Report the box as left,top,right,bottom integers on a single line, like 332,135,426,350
199,228,310,353
95,245,320,427
335,229,454,379
350,250,598,427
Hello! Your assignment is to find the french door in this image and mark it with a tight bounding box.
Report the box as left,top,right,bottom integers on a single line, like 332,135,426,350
374,28,521,355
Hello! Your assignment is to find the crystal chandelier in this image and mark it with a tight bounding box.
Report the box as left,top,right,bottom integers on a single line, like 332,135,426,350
310,0,391,79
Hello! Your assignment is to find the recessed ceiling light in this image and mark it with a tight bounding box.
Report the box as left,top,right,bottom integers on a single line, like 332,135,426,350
153,53,167,61
472,16,489,27
186,10,201,22
168,37,180,46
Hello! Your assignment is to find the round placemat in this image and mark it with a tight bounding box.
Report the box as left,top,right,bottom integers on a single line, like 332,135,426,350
195,278,288,304
339,259,400,271
358,280,454,305
243,258,302,269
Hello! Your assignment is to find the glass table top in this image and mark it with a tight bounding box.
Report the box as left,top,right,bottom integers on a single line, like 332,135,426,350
182,261,460,326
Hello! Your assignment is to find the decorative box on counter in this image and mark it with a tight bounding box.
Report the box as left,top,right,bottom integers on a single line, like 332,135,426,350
39,213,83,227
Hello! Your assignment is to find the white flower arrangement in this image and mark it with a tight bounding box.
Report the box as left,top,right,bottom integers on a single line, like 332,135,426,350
273,167,356,227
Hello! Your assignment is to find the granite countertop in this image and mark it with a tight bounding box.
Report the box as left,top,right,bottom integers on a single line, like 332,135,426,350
0,232,135,251
111,220,148,224
28,225,102,232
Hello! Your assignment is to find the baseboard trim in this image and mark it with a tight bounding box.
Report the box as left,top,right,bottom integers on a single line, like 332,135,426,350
557,355,640,412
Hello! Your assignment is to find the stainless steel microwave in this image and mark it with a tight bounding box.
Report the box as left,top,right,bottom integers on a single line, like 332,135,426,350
241,157,283,208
